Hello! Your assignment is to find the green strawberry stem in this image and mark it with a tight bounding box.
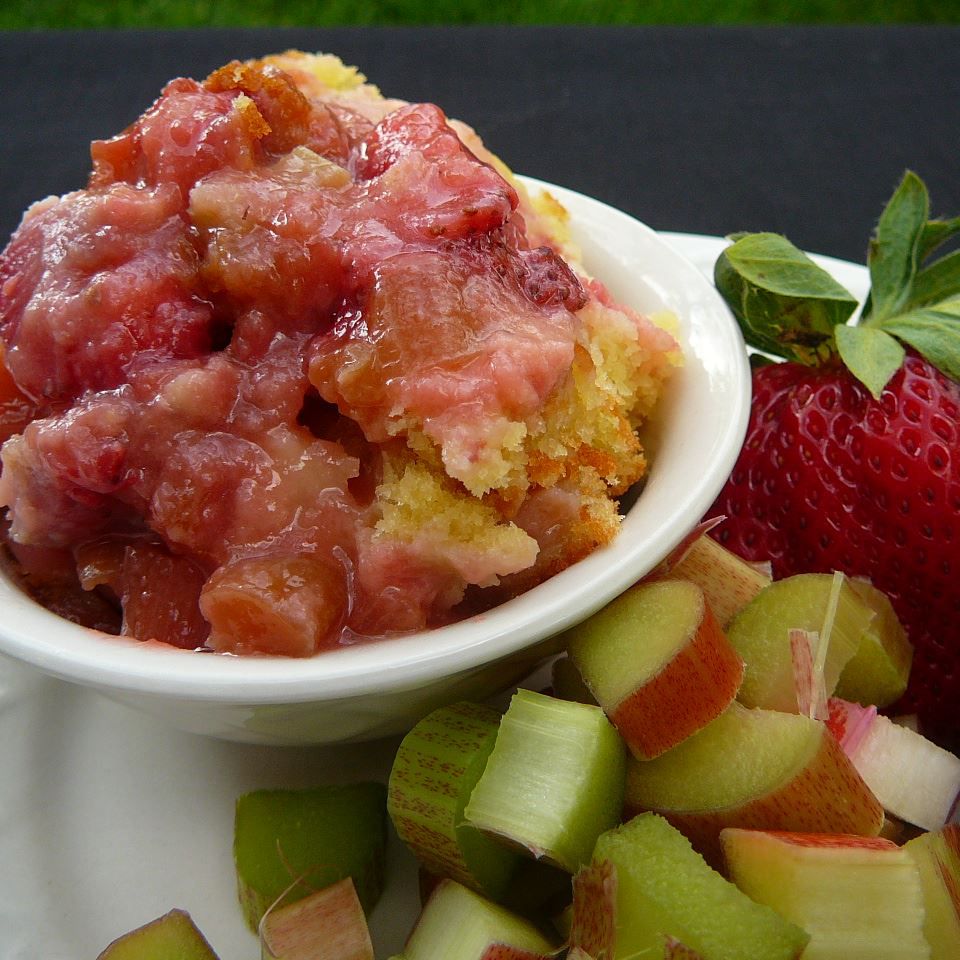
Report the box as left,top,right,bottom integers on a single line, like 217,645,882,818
715,171,960,398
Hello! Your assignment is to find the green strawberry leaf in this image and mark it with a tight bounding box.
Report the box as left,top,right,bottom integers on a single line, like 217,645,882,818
714,233,858,365
904,248,960,310
880,300,960,381
918,215,960,261
865,171,929,324
834,324,906,399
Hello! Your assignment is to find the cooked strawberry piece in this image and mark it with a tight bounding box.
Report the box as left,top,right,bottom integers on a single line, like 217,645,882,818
90,77,264,196
27,578,122,634
310,248,576,456
304,103,376,166
0,183,213,402
516,245,588,312
0,394,136,548
189,154,347,329
354,103,517,244
147,432,276,566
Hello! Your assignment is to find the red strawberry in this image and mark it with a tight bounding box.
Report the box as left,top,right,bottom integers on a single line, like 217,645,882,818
709,353,960,748
707,172,960,750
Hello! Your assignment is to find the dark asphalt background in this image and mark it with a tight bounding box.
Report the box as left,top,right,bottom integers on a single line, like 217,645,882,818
1,26,958,263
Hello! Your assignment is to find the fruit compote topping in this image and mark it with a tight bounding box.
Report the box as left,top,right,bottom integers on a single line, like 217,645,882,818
0,53,678,655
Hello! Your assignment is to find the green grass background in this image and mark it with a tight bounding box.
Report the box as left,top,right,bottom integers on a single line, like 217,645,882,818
2,0,958,29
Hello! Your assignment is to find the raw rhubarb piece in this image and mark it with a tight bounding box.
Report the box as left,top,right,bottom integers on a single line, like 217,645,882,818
721,829,929,960
234,783,387,932
396,879,557,960
388,701,520,900
565,580,744,759
828,697,960,830
727,572,874,712
260,877,373,960
789,628,828,720
569,813,809,960
903,825,960,960
463,689,625,873
663,532,771,628
96,909,220,959
624,702,883,867
834,579,913,707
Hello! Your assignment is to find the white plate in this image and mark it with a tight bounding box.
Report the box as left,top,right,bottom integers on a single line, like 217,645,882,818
0,236,865,959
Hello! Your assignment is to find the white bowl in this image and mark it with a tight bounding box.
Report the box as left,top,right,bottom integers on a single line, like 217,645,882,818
0,178,751,744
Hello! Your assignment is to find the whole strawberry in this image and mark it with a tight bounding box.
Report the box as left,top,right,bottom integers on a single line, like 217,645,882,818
707,172,960,751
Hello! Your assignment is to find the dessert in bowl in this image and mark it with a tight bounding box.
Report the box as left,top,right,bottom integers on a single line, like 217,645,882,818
0,54,749,743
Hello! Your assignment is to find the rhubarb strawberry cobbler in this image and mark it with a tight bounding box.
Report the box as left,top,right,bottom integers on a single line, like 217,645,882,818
0,52,679,657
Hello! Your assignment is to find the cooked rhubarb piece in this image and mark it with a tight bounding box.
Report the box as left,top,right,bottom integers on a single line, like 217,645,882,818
727,572,875,711
903,825,960,960
570,814,809,960
234,784,387,932
565,580,744,759
624,702,883,867
834,579,913,707
721,829,929,960
388,701,520,900
664,533,771,628
96,909,220,960
463,689,625,873
827,697,960,830
397,879,557,960
201,555,348,656
260,877,373,960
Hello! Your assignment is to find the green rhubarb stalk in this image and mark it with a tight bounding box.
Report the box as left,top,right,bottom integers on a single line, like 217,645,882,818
834,579,913,708
234,783,387,932
260,877,374,960
96,910,221,960
570,814,810,960
727,572,875,712
397,879,557,960
388,701,520,900
463,689,625,874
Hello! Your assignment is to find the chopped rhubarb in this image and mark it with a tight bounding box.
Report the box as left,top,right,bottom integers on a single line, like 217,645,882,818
397,880,557,960
828,697,960,830
463,690,625,873
234,784,387,932
570,814,809,959
721,828,929,959
96,909,220,960
388,701,520,900
260,877,374,960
